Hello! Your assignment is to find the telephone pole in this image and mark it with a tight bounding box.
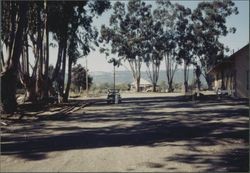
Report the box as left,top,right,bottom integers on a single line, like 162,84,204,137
86,57,88,97
113,63,115,90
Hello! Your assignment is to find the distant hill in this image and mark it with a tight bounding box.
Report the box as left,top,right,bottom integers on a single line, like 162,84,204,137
90,69,207,86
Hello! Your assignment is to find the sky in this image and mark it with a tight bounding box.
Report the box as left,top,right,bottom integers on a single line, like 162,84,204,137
4,0,248,72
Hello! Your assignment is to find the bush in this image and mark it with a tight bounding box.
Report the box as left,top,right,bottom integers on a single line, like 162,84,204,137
172,83,182,92
88,82,130,94
116,83,130,91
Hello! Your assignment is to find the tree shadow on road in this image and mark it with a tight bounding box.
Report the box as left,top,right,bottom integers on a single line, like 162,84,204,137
1,96,249,172
165,147,249,172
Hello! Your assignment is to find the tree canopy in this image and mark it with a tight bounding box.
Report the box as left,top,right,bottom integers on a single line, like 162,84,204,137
71,64,93,92
1,0,110,112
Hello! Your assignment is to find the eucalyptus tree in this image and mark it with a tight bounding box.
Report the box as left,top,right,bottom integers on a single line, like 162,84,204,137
174,3,195,93
71,64,93,93
17,1,48,102
48,1,84,101
100,0,152,92
127,1,165,92
1,1,29,113
48,0,110,102
1,0,110,112
143,20,165,92
14,1,53,103
30,2,45,99
191,0,238,89
154,0,179,92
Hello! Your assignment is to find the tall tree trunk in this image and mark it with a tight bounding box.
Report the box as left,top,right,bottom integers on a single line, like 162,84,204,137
165,53,177,93
136,77,140,92
24,33,29,74
7,2,18,67
63,58,72,102
19,74,37,102
205,73,213,90
113,63,116,90
60,43,67,97
0,49,4,72
195,65,201,96
19,32,37,102
35,4,44,99
1,2,28,113
52,42,63,82
85,60,89,96
1,69,18,113
153,83,156,92
168,79,174,92
183,60,188,94
44,0,49,100
146,57,160,93
128,58,141,92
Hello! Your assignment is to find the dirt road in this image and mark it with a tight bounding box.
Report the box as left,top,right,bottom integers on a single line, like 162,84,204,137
1,94,249,172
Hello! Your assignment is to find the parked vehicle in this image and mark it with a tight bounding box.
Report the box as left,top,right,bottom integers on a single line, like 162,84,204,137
107,89,122,104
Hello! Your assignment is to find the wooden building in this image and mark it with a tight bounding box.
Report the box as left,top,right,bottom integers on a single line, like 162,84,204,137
208,43,249,98
130,78,152,92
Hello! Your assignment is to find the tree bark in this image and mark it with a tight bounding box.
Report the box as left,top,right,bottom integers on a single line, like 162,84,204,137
1,70,17,113
165,53,177,93
19,75,37,102
24,33,29,74
183,61,188,94
153,83,156,92
113,63,115,90
60,43,67,97
19,33,37,102
63,58,72,102
1,2,28,113
52,42,63,82
167,79,174,92
136,77,140,92
128,58,141,92
7,2,18,66
35,4,44,99
43,0,49,100
195,65,201,91
0,49,4,72
205,73,213,90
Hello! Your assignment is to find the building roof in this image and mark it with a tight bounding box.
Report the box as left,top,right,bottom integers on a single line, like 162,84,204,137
207,59,233,74
208,43,249,74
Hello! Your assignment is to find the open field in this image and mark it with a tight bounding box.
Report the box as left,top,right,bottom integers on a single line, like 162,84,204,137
1,93,249,172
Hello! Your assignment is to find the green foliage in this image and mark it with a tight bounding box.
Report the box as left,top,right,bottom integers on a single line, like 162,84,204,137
71,64,93,92
99,0,238,92
90,82,112,94
172,83,183,92
98,82,112,90
191,0,238,68
90,82,129,94
48,0,110,58
116,83,130,91
191,0,238,88
174,3,194,65
159,80,167,92
108,58,122,67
